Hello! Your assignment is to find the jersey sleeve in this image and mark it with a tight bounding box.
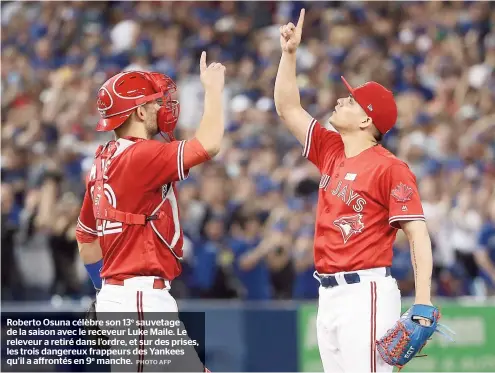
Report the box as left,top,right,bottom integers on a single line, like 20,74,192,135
302,118,343,172
76,188,98,242
131,138,209,191
384,164,425,229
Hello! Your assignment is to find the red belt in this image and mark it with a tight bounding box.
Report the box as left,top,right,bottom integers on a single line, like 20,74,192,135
104,278,168,289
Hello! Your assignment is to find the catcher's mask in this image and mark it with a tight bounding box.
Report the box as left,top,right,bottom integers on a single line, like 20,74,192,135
96,71,180,140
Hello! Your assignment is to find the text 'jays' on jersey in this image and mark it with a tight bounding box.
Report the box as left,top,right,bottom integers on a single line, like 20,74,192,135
76,137,208,282
303,119,425,274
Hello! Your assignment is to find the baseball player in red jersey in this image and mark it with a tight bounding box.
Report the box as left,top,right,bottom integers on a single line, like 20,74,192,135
275,10,436,372
75,52,221,372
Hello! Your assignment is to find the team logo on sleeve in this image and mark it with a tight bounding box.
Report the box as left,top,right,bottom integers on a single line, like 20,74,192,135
333,214,364,244
391,182,413,203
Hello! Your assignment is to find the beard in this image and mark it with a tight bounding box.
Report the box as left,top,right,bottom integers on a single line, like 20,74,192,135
144,117,159,138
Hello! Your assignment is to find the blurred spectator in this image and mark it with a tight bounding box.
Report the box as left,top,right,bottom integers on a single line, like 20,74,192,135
32,170,82,296
292,224,318,300
2,1,495,301
474,199,495,295
449,185,483,287
1,183,23,299
228,207,272,300
188,214,241,299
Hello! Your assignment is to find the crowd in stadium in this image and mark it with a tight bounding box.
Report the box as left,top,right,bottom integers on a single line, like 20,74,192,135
1,1,494,302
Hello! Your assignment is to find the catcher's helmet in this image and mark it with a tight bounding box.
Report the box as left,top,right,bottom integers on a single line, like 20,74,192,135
96,71,179,137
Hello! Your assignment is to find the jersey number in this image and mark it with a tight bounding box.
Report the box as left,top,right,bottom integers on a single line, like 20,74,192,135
90,184,123,237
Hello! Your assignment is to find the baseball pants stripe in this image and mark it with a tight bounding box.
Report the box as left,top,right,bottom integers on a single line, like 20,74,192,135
370,281,377,372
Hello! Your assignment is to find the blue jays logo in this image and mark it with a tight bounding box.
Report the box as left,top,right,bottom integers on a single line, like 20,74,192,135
333,214,365,244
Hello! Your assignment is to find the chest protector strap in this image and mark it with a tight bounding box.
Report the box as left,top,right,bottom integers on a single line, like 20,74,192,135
93,142,157,226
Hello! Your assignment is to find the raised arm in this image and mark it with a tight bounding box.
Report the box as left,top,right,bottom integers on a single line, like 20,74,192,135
194,51,226,157
131,53,227,191
274,9,313,145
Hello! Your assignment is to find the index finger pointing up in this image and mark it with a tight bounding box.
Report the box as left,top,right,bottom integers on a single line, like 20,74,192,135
296,8,305,31
200,51,207,72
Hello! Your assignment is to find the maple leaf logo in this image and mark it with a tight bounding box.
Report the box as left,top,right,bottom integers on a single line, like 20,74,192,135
391,182,413,203
333,214,365,244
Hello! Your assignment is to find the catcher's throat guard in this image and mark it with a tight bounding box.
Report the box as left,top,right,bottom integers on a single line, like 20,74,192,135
91,142,183,261
376,304,455,371
96,71,180,140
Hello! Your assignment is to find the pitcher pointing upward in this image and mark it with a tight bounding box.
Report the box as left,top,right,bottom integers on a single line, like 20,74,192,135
274,9,450,372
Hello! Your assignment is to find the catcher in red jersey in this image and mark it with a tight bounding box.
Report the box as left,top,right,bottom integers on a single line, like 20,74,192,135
274,9,449,373
75,52,222,372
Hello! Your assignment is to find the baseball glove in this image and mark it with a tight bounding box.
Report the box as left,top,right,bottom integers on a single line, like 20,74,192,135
84,293,109,349
84,297,98,327
376,304,454,371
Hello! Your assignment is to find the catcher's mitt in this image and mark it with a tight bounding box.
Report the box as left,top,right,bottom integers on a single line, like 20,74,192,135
84,293,109,349
376,304,454,371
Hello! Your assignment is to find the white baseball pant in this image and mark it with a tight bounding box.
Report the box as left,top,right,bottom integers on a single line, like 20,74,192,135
315,267,401,372
96,276,203,372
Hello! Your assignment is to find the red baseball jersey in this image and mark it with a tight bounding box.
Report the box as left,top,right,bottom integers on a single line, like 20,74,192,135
76,137,195,281
303,118,425,274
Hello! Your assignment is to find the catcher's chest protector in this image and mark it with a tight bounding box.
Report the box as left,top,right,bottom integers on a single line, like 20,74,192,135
92,141,183,261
